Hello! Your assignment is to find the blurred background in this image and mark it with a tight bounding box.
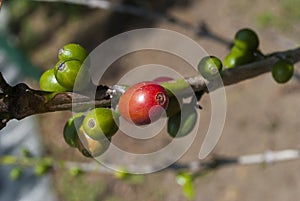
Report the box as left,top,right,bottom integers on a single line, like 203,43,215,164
0,0,300,201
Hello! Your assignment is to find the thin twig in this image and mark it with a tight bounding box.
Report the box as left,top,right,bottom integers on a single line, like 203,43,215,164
64,149,300,174
1,149,299,175
35,0,233,46
35,0,192,26
35,0,203,33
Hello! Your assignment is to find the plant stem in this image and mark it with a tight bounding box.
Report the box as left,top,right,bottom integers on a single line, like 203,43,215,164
0,47,299,129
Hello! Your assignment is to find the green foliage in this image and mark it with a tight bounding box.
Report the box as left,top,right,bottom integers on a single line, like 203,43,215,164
7,0,91,51
56,171,106,201
257,0,300,31
0,156,17,165
7,0,38,20
257,11,276,27
114,168,144,185
21,147,33,158
68,167,83,177
176,172,195,200
9,167,23,181
281,0,300,20
34,158,53,176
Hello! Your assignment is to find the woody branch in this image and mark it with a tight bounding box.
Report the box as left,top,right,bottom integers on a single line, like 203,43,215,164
0,47,299,130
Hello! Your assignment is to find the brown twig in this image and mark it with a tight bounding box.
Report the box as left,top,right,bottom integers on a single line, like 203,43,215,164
0,75,110,129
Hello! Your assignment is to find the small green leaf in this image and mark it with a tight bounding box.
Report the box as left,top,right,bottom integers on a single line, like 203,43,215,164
69,167,83,177
21,147,32,157
9,167,22,180
183,181,195,200
160,79,190,97
176,172,191,186
1,156,17,165
114,169,129,180
176,172,195,200
34,159,52,176
114,168,144,185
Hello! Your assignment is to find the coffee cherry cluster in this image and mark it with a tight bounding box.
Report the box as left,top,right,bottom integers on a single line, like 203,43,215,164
39,43,89,92
38,43,119,157
41,29,295,158
197,28,294,84
197,28,260,78
66,80,193,157
224,28,259,68
117,79,198,138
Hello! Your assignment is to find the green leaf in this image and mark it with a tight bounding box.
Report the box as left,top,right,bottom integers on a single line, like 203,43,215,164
176,172,191,186
183,181,195,200
9,167,22,180
69,167,83,177
176,172,195,200
160,79,190,97
34,159,53,176
21,147,32,157
1,156,17,165
114,168,144,185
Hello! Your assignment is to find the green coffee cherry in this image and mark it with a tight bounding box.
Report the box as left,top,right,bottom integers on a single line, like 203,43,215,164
272,59,294,84
83,108,119,140
224,48,255,68
58,43,88,62
167,104,198,138
54,60,87,91
166,96,182,117
77,140,92,158
198,56,223,79
63,113,84,148
77,126,111,157
39,68,67,92
234,28,259,51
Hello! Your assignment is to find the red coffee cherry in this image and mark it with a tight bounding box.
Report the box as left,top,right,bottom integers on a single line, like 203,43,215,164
118,81,169,125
